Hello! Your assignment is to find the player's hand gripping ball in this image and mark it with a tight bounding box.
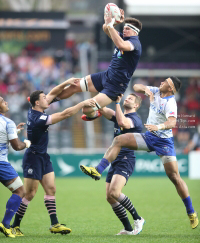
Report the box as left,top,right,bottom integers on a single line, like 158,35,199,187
104,3,121,25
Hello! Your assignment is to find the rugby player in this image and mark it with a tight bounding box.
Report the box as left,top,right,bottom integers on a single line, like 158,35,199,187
0,97,31,238
49,9,142,122
12,78,95,236
98,93,145,235
80,77,199,229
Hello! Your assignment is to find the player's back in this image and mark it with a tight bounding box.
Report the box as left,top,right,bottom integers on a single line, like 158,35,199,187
27,108,49,154
0,115,17,162
107,34,142,93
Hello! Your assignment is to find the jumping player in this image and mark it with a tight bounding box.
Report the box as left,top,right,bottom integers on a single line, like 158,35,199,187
0,97,31,238
49,9,142,121
80,77,199,229
12,78,95,236
96,94,145,235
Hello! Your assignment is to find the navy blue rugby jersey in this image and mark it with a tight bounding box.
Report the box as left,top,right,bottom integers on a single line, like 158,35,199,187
26,108,50,154
110,112,143,162
107,33,142,93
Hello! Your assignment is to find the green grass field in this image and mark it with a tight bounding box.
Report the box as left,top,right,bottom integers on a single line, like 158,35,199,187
0,177,199,243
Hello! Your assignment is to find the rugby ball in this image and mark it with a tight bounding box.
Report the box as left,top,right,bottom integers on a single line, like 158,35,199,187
104,3,121,25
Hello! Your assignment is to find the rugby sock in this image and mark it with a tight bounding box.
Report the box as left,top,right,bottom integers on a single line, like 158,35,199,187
182,196,194,214
12,197,30,227
117,193,141,220
2,194,22,228
111,202,133,231
96,158,109,174
44,195,59,225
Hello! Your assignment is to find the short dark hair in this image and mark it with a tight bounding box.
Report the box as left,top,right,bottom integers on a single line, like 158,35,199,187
170,76,182,92
30,90,44,107
124,18,142,31
129,93,142,110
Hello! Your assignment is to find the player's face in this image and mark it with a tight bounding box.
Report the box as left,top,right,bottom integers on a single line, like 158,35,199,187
123,95,136,109
38,93,49,110
123,26,134,37
0,97,9,113
159,80,171,93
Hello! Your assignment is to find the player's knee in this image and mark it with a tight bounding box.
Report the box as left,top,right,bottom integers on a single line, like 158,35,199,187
46,185,56,196
13,185,25,198
167,172,180,186
113,136,121,147
25,189,37,201
82,107,91,115
70,83,80,93
106,193,113,203
109,187,120,199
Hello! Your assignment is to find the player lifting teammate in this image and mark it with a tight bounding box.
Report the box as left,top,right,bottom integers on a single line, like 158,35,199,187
81,77,199,229
96,93,145,235
48,9,142,121
11,78,95,236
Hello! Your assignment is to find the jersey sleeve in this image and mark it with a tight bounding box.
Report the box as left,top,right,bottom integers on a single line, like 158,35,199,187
128,37,140,51
165,99,177,119
35,114,49,127
110,115,117,123
7,121,18,140
146,86,159,94
132,116,143,131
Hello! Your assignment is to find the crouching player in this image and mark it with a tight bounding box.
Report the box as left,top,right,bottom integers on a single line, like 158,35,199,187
0,97,31,238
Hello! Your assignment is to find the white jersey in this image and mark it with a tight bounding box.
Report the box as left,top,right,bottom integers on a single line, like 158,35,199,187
0,114,18,162
146,86,177,138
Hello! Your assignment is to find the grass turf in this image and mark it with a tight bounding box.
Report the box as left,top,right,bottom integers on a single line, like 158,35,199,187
0,177,199,242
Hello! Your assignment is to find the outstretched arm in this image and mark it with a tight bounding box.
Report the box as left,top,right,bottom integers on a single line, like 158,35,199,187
133,84,154,102
51,99,95,124
103,9,124,39
99,107,115,120
10,138,30,151
105,10,132,51
46,77,80,104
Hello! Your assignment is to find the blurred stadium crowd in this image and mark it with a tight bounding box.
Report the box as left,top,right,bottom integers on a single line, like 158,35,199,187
0,47,199,153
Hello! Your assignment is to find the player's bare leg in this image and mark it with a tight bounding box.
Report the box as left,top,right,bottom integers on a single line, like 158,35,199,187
82,93,113,119
104,133,138,162
164,161,199,229
57,75,97,100
106,175,145,235
41,172,71,235
12,178,39,235
164,161,189,199
80,134,138,179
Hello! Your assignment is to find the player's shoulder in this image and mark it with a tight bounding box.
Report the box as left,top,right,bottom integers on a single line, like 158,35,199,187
165,95,177,104
127,112,143,125
0,115,15,126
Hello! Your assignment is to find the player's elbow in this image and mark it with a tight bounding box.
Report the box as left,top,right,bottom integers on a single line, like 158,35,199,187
118,121,127,128
11,144,20,151
133,84,141,92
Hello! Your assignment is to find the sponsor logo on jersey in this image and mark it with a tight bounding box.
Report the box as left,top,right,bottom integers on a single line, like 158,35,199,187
169,111,175,115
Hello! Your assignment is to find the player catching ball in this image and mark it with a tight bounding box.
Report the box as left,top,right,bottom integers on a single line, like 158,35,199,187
49,6,142,122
